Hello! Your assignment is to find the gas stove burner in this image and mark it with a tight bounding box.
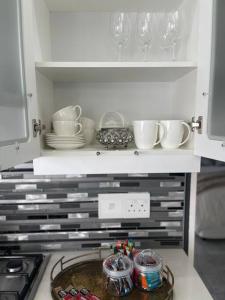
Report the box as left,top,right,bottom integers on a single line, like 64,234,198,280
6,259,23,273
0,254,48,300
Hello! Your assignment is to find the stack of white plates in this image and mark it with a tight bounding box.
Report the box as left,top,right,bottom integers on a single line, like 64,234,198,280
45,133,86,150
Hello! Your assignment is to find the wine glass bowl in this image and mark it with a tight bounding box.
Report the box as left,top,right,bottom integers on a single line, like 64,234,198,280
110,10,186,62
159,10,185,60
111,12,131,61
137,12,153,61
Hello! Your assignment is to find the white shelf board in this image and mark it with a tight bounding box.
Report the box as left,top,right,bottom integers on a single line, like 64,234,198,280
45,0,182,12
36,61,197,82
33,147,201,175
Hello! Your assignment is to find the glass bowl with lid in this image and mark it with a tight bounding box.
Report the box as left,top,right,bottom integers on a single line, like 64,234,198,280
103,254,133,297
133,249,163,291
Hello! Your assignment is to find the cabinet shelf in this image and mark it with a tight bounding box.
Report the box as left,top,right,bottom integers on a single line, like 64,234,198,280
36,61,197,82
33,147,201,175
45,0,183,12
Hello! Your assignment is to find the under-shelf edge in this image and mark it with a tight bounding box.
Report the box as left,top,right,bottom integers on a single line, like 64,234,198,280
35,61,197,82
33,147,200,175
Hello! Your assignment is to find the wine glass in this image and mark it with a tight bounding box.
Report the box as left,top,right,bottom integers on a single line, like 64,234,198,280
137,12,153,61
111,12,131,61
159,10,184,60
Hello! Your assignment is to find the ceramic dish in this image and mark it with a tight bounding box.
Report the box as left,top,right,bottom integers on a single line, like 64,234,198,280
46,143,85,150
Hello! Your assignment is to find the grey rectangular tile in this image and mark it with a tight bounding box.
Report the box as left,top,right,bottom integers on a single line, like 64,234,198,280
40,224,61,230
67,193,88,199
168,231,183,237
68,213,89,219
7,234,29,241
168,211,184,217
99,182,120,188
160,221,182,227
129,231,149,237
101,223,121,228
15,184,37,190
151,196,184,201
68,232,89,239
41,243,62,250
161,202,182,208
168,191,185,198
128,174,148,177
18,204,60,210
160,181,182,187
26,194,47,200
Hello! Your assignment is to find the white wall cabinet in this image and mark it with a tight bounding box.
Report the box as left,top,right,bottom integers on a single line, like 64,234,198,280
0,0,224,175
0,0,40,171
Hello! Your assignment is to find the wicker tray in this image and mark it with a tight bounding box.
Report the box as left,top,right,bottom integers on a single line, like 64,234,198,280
51,251,174,300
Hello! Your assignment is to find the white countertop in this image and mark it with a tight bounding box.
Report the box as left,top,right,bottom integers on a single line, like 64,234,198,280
34,249,212,300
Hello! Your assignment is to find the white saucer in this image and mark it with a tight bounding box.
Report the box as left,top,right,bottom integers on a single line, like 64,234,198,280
46,133,85,140
45,137,85,142
45,132,86,149
46,142,86,150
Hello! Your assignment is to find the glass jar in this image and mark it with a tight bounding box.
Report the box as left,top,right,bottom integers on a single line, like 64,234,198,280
133,249,163,291
103,254,133,297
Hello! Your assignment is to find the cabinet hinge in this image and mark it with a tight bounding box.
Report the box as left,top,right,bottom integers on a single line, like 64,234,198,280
32,119,42,137
191,116,203,134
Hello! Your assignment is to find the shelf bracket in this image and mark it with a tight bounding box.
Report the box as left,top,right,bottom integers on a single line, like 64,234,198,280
191,116,203,134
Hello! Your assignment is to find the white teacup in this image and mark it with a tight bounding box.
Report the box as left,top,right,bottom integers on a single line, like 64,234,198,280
52,105,82,122
53,121,82,136
159,120,191,149
81,117,96,145
133,120,165,150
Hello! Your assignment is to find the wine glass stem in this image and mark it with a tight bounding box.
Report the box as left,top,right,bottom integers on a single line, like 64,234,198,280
172,42,176,61
117,43,123,61
144,44,149,61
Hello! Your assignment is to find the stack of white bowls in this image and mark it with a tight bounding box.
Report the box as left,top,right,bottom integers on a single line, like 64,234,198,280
45,106,86,150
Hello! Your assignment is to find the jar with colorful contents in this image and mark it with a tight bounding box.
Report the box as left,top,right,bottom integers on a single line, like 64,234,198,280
103,254,133,297
134,249,163,292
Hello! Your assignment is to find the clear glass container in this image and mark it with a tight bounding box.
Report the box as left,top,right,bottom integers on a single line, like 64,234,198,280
134,249,163,291
103,254,133,297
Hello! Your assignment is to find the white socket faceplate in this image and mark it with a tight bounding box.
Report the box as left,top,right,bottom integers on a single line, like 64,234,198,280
98,192,150,219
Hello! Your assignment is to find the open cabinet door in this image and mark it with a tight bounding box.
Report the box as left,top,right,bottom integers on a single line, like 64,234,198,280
195,0,225,162
0,0,40,171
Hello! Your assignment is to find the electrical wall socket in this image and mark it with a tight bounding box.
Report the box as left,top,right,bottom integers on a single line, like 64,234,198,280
98,193,150,219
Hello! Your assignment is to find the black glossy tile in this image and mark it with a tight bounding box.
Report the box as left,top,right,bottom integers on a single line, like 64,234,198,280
61,224,80,229
47,193,67,199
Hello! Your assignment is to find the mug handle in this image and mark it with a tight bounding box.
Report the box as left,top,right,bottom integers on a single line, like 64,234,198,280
179,122,191,146
73,105,82,121
154,122,166,146
74,123,83,136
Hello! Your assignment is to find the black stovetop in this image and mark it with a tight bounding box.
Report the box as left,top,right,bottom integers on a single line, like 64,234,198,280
0,254,49,300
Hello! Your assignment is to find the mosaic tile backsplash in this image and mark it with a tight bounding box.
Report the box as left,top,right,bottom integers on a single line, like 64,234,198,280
0,167,188,252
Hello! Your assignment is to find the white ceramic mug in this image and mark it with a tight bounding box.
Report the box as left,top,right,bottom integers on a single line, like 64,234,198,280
53,121,82,136
81,117,96,145
159,120,191,149
133,120,165,150
52,105,82,122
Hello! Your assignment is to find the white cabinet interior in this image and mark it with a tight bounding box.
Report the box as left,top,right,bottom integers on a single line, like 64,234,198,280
20,0,206,174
